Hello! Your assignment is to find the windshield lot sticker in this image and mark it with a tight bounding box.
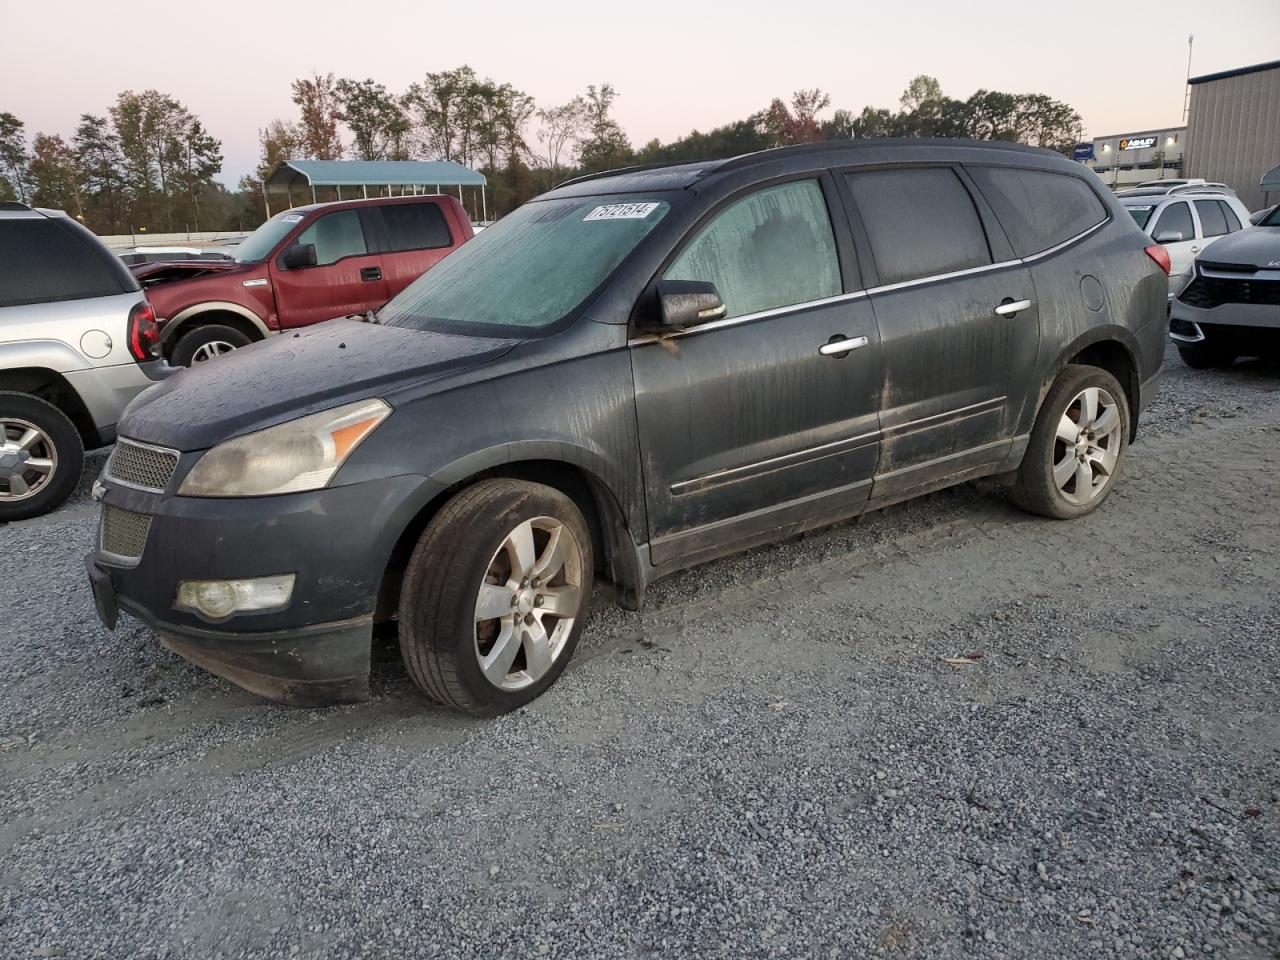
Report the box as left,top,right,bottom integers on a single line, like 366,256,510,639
281,214,304,223
584,202,660,222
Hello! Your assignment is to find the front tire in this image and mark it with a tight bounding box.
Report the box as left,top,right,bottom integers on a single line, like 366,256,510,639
398,479,594,716
171,323,252,366
0,392,84,522
1010,365,1129,520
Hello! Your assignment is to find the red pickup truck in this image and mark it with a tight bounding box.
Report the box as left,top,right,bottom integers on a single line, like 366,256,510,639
134,195,473,365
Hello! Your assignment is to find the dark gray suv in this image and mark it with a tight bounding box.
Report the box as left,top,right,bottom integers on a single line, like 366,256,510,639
86,140,1170,714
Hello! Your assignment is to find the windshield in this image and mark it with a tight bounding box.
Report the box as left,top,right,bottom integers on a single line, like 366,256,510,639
1261,205,1280,227
378,195,672,334
1124,204,1157,229
232,211,306,263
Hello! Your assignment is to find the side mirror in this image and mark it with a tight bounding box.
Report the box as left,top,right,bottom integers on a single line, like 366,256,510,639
646,279,727,330
281,243,317,269
1154,229,1184,243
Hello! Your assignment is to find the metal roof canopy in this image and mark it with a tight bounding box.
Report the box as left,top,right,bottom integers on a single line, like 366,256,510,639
1262,164,1280,193
263,159,488,222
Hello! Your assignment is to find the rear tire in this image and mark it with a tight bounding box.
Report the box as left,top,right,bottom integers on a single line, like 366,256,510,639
0,392,84,522
1177,342,1236,369
398,479,594,716
171,323,252,366
1010,365,1129,520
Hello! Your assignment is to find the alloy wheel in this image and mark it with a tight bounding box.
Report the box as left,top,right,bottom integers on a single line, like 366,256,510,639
1052,386,1122,505
0,418,57,502
474,516,584,691
191,340,238,363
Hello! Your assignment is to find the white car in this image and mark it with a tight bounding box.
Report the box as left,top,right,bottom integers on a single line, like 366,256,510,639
1118,192,1254,299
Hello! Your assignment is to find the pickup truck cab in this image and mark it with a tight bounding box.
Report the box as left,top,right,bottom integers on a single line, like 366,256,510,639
135,195,472,365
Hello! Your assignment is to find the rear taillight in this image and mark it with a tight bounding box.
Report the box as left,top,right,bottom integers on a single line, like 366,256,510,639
127,301,160,361
1145,245,1171,276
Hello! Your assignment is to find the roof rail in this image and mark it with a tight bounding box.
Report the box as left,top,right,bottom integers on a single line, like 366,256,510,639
553,160,709,190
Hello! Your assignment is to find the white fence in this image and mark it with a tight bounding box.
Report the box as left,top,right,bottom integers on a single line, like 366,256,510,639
97,231,251,252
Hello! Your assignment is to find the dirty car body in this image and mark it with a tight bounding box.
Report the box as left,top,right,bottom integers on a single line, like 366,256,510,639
87,140,1168,711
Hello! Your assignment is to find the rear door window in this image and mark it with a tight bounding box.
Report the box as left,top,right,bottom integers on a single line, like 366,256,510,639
966,166,1108,257
1152,202,1194,242
1194,199,1230,237
1217,201,1243,233
380,202,452,252
844,168,991,285
0,219,132,307
664,179,841,319
292,209,368,266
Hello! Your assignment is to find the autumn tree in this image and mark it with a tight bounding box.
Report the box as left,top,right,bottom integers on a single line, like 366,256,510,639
576,83,631,173
28,133,82,217
534,97,586,186
290,72,344,159
74,114,127,232
0,112,30,202
336,78,410,160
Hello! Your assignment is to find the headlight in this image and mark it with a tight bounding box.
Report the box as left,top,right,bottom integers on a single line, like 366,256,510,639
179,399,391,497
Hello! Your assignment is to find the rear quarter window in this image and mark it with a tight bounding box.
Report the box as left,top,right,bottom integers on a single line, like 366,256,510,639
844,167,992,285
380,202,452,252
967,166,1109,258
0,218,135,307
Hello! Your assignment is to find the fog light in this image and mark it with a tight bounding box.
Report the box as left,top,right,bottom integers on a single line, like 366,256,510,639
175,574,295,620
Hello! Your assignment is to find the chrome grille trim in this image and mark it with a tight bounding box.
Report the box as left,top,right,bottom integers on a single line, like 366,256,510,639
100,505,152,564
106,438,179,492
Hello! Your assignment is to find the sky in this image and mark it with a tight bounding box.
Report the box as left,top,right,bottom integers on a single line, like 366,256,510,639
4,0,1278,187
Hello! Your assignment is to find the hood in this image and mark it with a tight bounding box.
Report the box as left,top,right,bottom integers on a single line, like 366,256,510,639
130,259,246,285
119,318,518,451
1197,227,1280,271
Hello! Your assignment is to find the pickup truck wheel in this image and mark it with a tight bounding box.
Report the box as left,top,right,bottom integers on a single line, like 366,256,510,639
1010,365,1129,520
171,324,251,366
398,479,593,716
0,392,83,522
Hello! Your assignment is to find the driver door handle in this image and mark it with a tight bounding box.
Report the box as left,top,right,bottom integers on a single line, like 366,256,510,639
994,298,1032,317
819,335,869,357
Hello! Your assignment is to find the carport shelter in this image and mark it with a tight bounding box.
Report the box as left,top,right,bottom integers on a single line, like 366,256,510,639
264,159,489,222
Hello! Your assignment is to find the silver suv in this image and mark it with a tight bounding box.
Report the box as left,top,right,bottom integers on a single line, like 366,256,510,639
1,203,168,521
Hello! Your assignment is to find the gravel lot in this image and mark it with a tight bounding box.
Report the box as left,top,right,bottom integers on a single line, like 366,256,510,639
1,344,1277,960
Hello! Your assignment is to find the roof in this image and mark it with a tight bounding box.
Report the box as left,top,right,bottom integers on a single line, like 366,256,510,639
265,159,486,189
1189,59,1280,85
545,138,1064,200
1263,164,1280,191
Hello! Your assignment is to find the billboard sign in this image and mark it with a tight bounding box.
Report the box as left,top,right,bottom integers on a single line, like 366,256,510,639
1119,136,1158,151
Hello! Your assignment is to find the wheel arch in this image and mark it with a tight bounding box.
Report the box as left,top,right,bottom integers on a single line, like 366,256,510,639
1038,327,1143,441
159,302,272,358
0,366,100,447
375,450,646,624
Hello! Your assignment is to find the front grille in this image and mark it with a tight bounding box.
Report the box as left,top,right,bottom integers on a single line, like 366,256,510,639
106,439,179,491
1180,276,1280,310
101,505,152,561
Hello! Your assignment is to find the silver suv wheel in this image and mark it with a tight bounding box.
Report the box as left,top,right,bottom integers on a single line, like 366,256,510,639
0,417,57,502
1053,386,1122,505
474,516,584,691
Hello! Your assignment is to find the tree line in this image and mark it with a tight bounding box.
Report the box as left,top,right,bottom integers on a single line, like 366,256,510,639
1,72,1084,235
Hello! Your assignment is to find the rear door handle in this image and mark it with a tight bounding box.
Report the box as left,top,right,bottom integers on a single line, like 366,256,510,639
994,298,1032,317
819,335,869,357
360,266,383,282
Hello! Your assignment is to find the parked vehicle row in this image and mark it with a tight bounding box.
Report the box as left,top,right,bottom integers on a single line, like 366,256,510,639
1118,190,1253,299
83,139,1170,715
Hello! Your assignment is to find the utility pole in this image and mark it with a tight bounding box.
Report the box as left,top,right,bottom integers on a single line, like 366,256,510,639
1182,34,1195,123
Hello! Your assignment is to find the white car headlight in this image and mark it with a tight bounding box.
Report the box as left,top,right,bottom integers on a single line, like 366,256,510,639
179,398,391,497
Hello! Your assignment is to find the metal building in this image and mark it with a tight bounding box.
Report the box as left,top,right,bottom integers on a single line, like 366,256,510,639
1182,59,1280,211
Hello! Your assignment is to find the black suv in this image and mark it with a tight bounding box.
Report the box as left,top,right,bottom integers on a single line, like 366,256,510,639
87,140,1169,714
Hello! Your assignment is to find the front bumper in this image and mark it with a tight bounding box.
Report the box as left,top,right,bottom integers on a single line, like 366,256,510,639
87,471,439,706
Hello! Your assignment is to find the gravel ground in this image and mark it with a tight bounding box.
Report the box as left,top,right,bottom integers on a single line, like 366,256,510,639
1,344,1277,960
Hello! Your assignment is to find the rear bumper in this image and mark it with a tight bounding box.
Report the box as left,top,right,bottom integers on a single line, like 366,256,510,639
65,359,173,445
